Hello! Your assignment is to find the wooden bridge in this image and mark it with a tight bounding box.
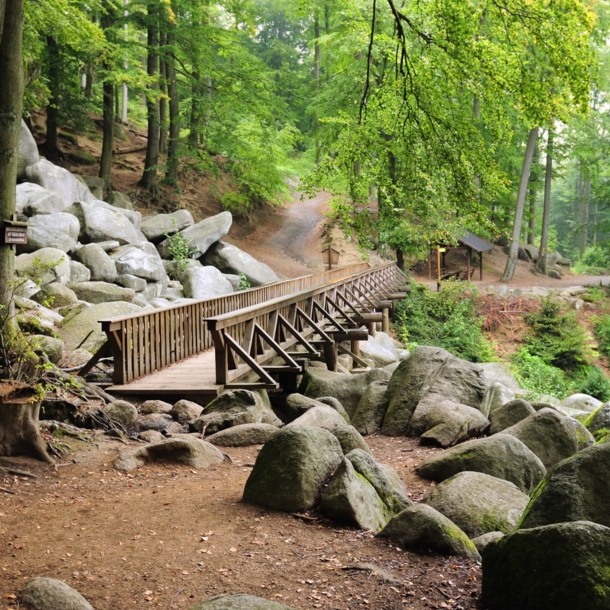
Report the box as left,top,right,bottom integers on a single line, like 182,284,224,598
82,262,409,399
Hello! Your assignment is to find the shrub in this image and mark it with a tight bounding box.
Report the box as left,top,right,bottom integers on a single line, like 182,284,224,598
523,298,594,371
594,315,610,361
394,282,494,362
164,220,191,277
572,365,610,402
511,348,569,399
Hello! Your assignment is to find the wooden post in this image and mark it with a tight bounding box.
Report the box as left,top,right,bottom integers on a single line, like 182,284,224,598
480,252,483,281
467,247,471,281
323,341,337,372
366,321,376,337
381,306,390,333
436,246,441,292
328,247,332,270
350,338,361,358
428,251,432,281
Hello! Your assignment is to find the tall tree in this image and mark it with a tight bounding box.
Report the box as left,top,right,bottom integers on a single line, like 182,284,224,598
99,2,117,190
536,128,554,275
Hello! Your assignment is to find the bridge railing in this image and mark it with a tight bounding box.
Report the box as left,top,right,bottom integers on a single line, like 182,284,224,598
94,262,372,385
205,263,407,389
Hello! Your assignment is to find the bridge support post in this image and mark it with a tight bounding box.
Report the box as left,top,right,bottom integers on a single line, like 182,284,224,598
323,342,338,372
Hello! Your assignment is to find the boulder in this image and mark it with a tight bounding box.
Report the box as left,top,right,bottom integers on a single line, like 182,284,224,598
286,405,346,430
114,437,224,472
332,424,372,455
59,301,141,351
482,521,610,610
382,346,489,436
69,261,91,284
489,399,536,435
585,402,610,434
202,241,279,286
416,434,546,494
136,413,173,432
17,120,40,179
140,400,173,415
347,449,411,514
189,594,296,610
82,176,105,199
356,334,397,368
20,213,79,253
166,422,188,435
568,417,596,449
243,426,343,511
316,396,351,422
19,577,93,610
484,382,516,414
374,331,399,358
424,471,529,538
479,362,521,392
303,367,392,417
66,201,139,245
141,210,195,242
139,430,165,443
106,191,134,210
15,247,70,287
17,182,65,215
206,423,280,446
418,398,490,447
519,440,610,529
350,380,388,435
25,159,93,208
31,334,64,363
501,408,579,469
180,265,234,299
157,211,232,259
192,390,281,435
31,283,78,308
117,274,147,292
171,399,204,424
472,531,504,553
103,400,138,428
378,504,480,560
69,281,135,304
284,394,348,422
111,245,166,282
320,457,391,531
74,243,118,283
560,393,601,413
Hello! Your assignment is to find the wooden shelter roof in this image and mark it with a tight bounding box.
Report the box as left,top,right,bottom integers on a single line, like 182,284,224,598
457,232,494,253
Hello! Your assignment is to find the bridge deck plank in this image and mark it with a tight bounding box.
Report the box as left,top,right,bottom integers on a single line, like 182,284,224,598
106,350,221,396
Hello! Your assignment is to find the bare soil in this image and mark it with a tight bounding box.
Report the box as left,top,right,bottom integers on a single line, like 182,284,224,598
0,435,481,610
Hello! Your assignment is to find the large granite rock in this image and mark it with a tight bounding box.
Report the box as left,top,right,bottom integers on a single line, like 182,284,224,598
141,210,194,242
501,408,579,469
192,390,281,435
560,393,602,413
585,402,610,434
482,521,610,610
303,367,392,417
416,434,546,494
31,283,78,308
350,380,388,435
206,423,279,446
202,241,279,286
66,201,139,245
114,437,224,472
157,211,232,259
59,301,141,351
181,265,234,299
110,245,166,282
15,247,71,287
19,577,93,610
424,471,529,538
285,393,349,423
489,399,536,434
484,382,516,414
74,243,118,283
382,346,490,436
69,281,135,304
286,405,347,430
25,159,93,208
189,594,296,610
69,261,91,284
379,504,480,560
332,424,372,455
20,212,80,253
519,440,610,529
243,426,343,511
479,362,521,391
419,398,490,447
357,334,398,368
17,120,40,179
16,182,65,215
103,400,138,427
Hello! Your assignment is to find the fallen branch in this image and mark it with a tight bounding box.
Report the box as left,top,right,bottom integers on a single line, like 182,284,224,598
114,145,147,155
0,467,37,478
0,486,16,494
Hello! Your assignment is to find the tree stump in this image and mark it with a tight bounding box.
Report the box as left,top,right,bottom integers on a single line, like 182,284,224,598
0,381,52,463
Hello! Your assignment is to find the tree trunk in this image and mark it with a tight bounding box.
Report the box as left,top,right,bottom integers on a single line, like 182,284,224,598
527,143,539,245
189,71,201,148
45,35,59,155
0,0,23,320
159,45,167,155
165,32,179,185
501,127,539,283
0,400,52,462
0,0,6,46
536,128,553,275
578,173,590,256
84,69,93,99
99,77,114,189
138,10,159,195
396,248,404,271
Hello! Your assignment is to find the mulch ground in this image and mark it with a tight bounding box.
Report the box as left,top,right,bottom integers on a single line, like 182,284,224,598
0,434,482,610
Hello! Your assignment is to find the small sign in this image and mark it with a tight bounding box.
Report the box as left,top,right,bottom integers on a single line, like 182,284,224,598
5,226,28,245
321,246,340,269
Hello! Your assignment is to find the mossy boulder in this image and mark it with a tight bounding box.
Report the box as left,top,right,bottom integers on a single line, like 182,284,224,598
585,402,610,434
416,434,545,494
519,440,610,529
489,399,535,435
482,521,610,610
501,408,579,469
206,423,279,447
243,426,343,512
472,531,504,553
378,504,480,560
424,471,529,538
332,424,372,455
350,380,388,435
